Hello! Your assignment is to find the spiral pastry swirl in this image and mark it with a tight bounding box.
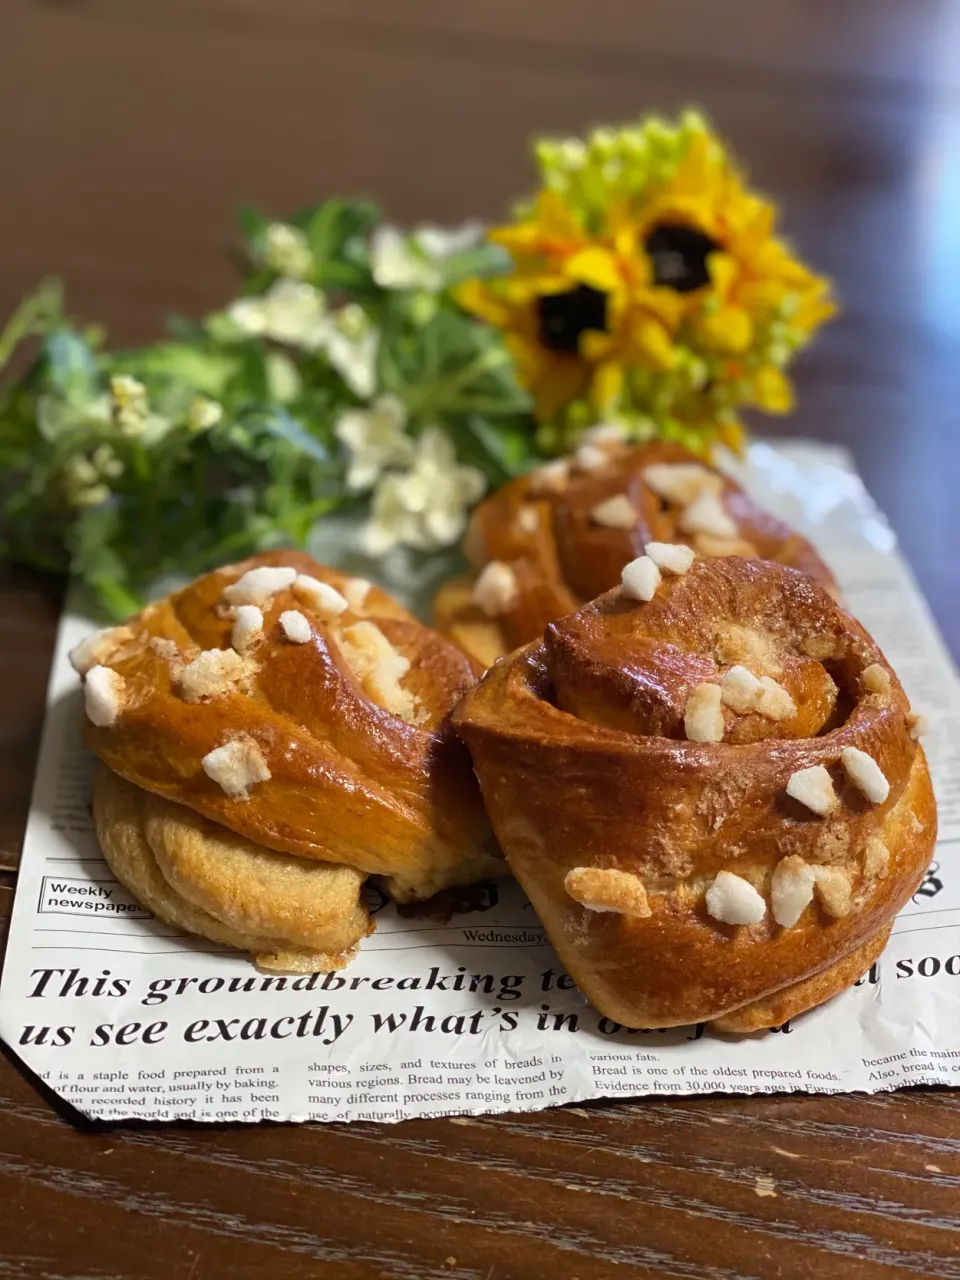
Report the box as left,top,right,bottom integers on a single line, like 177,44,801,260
452,555,935,1030
435,439,837,668
79,550,498,904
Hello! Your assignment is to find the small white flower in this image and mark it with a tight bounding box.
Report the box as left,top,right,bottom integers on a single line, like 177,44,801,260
63,443,126,507
227,297,268,337
107,376,172,443
187,397,223,433
265,351,302,404
225,282,380,391
360,473,419,555
370,226,440,292
324,304,379,398
109,374,149,437
228,280,328,350
262,222,313,279
140,414,175,446
74,483,111,508
335,394,415,491
91,443,123,479
359,427,486,554
369,221,484,293
64,455,98,488
415,221,484,259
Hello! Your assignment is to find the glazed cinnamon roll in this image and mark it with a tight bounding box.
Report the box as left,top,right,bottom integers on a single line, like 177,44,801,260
76,551,501,972
452,554,935,1030
434,437,837,667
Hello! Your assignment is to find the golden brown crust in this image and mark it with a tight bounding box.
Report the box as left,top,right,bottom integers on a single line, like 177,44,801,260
82,551,499,901
452,556,936,1029
94,769,368,972
710,925,891,1033
435,441,838,666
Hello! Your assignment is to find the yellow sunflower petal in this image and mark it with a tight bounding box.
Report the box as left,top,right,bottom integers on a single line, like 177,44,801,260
667,135,717,201
607,199,637,239
706,251,738,299
536,190,586,242
580,330,617,362
716,417,748,456
591,359,624,409
641,288,688,329
487,222,543,256
504,275,566,302
699,305,753,354
633,319,678,371
738,279,790,314
604,285,630,329
563,246,621,292
753,240,821,289
792,288,838,335
532,353,589,421
504,333,549,388
734,199,776,256
491,191,585,258
751,364,794,414
453,280,514,328
639,195,719,241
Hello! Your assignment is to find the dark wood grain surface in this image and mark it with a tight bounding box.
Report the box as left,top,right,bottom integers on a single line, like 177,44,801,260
2,2,960,1275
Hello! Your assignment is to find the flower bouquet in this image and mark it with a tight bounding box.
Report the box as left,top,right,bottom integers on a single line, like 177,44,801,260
0,111,834,619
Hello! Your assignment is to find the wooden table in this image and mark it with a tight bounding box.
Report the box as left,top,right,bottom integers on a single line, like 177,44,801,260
3,3,960,1275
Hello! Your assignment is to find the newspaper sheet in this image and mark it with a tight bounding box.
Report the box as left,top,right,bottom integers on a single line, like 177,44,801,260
2,440,959,1124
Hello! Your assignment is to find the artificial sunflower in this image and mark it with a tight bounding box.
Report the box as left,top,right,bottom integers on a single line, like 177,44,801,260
455,192,684,422
456,110,837,456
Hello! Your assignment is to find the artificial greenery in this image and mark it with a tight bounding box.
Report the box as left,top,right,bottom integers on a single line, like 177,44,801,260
0,200,532,618
0,112,835,620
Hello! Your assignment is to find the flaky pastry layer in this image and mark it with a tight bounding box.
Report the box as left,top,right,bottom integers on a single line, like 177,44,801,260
453,556,936,1029
94,768,370,973
81,551,500,901
435,440,838,667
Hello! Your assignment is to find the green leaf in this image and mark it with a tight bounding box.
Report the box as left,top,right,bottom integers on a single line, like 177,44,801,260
165,313,208,343
265,351,302,404
237,204,269,255
44,330,99,403
230,344,272,403
301,198,379,262
390,302,530,421
460,413,537,483
91,575,145,622
297,199,380,294
111,343,238,397
439,242,512,287
0,278,64,376
244,407,330,465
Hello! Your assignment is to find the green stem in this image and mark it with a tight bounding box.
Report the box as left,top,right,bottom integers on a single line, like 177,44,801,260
407,346,510,418
0,279,63,374
93,577,144,622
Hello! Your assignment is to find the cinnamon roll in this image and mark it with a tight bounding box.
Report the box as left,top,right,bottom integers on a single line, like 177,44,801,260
435,438,837,667
452,553,935,1030
77,551,501,971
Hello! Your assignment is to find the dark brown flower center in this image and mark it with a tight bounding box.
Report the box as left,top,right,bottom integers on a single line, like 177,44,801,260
644,222,719,293
537,285,607,353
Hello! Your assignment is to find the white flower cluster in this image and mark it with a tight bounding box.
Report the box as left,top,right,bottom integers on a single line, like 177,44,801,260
262,222,313,279
62,444,123,508
369,221,484,293
334,395,485,554
219,217,493,553
54,377,225,509
227,281,377,398
108,375,174,446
